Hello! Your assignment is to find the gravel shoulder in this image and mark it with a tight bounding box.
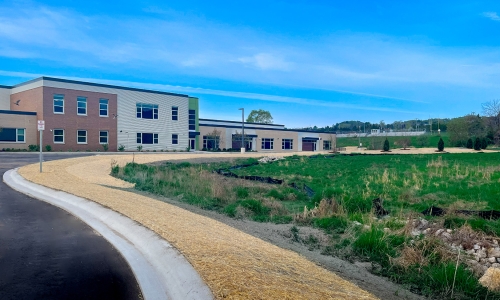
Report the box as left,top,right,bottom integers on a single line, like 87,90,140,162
18,153,377,300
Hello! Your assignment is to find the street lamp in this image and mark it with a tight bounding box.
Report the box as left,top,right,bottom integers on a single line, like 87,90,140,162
238,108,245,153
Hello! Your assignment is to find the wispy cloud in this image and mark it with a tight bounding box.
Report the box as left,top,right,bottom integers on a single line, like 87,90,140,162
237,53,293,71
0,70,424,114
483,12,500,21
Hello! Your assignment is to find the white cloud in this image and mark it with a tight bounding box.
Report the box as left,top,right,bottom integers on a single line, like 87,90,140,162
483,12,500,21
238,53,292,71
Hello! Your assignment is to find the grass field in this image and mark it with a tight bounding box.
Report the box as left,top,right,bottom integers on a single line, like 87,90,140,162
336,133,450,149
113,153,500,299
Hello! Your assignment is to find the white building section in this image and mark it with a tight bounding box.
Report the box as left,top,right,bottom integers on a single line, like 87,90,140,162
0,86,11,110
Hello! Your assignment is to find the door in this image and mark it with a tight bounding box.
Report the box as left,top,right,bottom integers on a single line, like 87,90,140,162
302,142,314,151
190,139,195,150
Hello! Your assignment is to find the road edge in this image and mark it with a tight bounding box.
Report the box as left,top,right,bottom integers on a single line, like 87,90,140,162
3,168,213,300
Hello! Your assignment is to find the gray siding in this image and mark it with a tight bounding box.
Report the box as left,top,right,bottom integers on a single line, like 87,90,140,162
0,87,11,110
40,79,190,151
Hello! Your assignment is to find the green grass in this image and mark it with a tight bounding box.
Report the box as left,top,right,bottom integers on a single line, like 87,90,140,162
336,133,450,149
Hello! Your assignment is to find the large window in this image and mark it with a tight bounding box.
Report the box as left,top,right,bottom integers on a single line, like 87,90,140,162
172,134,178,145
262,138,274,150
99,99,109,117
203,136,220,150
282,138,293,150
99,131,108,144
172,106,178,121
189,109,196,130
0,128,25,142
53,94,64,114
137,133,158,144
323,140,332,150
136,103,158,119
77,130,87,144
53,129,64,143
77,96,87,115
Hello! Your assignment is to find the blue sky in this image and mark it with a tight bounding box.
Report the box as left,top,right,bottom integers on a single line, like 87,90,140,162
1,0,500,127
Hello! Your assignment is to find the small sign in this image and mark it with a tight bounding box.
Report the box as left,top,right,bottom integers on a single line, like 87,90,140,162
37,120,45,131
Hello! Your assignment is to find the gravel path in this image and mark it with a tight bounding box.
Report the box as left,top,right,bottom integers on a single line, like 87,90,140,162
18,153,377,300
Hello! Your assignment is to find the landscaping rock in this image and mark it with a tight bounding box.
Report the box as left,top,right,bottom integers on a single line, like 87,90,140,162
489,257,497,264
493,263,500,268
479,267,500,292
488,248,500,258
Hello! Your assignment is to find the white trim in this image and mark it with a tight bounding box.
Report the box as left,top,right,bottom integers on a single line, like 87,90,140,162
99,98,109,117
99,130,109,144
53,94,64,114
77,96,87,116
77,130,88,144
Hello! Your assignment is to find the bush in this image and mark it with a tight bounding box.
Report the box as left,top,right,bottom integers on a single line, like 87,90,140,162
416,135,428,147
202,147,207,151
437,138,444,152
102,143,109,152
137,145,143,152
383,138,390,152
466,138,473,149
474,137,481,151
118,144,125,152
45,145,52,152
28,144,39,151
481,137,488,149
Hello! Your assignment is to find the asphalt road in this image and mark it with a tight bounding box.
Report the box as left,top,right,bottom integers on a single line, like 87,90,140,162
0,153,142,300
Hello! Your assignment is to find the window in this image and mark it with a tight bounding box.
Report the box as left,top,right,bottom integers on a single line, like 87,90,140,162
0,128,25,142
282,138,293,150
172,106,178,121
203,136,220,150
77,130,87,144
262,138,274,150
137,133,158,144
189,109,196,130
99,131,108,144
172,134,178,145
54,94,64,114
53,129,64,143
323,140,332,150
99,99,109,117
77,96,87,115
136,103,158,119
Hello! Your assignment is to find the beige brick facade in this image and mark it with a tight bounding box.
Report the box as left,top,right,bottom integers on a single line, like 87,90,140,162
0,112,37,150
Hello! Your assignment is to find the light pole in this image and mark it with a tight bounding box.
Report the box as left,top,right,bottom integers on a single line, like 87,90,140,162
239,108,245,153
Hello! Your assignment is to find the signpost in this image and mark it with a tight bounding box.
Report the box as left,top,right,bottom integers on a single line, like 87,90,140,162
38,120,45,173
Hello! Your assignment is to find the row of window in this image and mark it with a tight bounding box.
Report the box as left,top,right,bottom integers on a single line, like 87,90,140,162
52,129,109,144
136,133,179,145
136,103,182,121
0,128,25,143
53,94,109,116
202,136,332,150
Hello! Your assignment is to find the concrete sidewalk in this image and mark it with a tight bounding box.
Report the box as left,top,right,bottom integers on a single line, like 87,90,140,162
3,168,212,300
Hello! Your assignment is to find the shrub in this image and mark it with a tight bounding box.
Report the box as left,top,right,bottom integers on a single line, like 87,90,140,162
437,138,444,152
481,137,488,150
118,144,125,152
466,138,473,149
137,145,143,152
45,145,52,152
416,135,428,147
28,144,39,151
102,143,109,152
474,137,481,151
383,138,390,152
202,147,207,151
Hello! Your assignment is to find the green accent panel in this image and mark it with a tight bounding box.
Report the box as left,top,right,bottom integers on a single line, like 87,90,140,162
189,97,200,149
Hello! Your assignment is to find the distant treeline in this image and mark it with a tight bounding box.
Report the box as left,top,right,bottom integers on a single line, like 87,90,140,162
293,119,450,133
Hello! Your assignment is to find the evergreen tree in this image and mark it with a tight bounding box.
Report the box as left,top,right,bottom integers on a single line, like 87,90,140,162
466,138,473,149
383,138,390,152
438,137,444,152
481,137,488,150
474,137,481,151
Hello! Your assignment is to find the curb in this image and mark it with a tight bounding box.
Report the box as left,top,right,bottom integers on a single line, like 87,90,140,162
3,169,213,300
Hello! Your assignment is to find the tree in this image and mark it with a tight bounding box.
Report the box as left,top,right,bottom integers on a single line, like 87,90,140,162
399,137,411,150
383,138,390,152
482,100,500,145
246,109,273,124
481,137,488,150
474,137,481,151
466,138,473,149
438,138,444,152
447,117,469,147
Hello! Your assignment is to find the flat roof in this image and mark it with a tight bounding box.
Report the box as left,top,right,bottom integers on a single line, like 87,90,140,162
199,122,335,134
0,85,12,89
199,118,285,127
0,110,36,116
13,76,189,98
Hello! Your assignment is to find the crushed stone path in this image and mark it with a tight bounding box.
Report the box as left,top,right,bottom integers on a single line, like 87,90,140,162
18,153,377,300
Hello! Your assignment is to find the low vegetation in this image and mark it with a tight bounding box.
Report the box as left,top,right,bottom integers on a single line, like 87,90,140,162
113,153,500,299
336,133,450,149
